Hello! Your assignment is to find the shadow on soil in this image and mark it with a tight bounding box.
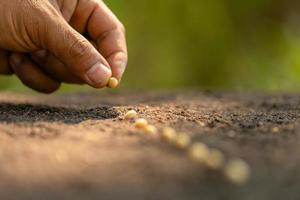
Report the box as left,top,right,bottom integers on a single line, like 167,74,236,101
0,103,119,124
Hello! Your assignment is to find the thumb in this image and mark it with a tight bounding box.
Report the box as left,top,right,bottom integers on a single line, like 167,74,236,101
41,15,112,88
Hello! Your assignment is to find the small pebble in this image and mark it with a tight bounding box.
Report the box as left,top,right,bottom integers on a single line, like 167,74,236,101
134,118,148,129
224,159,250,185
175,133,191,149
161,127,177,143
108,77,119,88
189,143,210,163
124,110,138,120
206,149,225,170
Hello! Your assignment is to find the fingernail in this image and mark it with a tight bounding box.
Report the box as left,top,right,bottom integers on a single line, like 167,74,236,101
10,54,23,67
115,62,127,81
86,63,112,85
119,62,127,76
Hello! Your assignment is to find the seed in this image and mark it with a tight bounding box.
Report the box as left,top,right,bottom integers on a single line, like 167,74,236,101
144,125,158,135
134,118,148,129
161,127,177,143
124,110,138,120
224,159,250,185
206,149,225,170
189,143,210,163
108,77,119,88
272,127,279,133
198,121,206,127
175,133,191,149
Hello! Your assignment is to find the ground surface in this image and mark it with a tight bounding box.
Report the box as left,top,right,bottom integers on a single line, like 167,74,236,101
0,91,300,200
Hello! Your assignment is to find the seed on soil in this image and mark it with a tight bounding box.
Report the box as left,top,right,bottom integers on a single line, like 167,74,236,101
175,133,191,149
189,143,210,163
224,159,250,185
144,125,158,135
134,118,148,129
271,127,279,133
206,149,225,170
124,110,138,120
108,77,119,88
198,121,206,127
161,127,177,143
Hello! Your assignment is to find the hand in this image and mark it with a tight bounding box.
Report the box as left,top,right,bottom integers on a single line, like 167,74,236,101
0,0,127,93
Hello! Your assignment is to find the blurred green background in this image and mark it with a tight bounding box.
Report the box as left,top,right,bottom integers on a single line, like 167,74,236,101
2,0,300,92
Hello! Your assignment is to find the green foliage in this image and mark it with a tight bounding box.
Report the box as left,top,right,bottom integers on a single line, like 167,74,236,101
2,0,300,92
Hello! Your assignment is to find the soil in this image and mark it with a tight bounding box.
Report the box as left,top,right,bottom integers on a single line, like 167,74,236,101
0,90,300,200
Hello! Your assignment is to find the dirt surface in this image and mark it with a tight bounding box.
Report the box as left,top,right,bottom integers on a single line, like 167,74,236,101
0,91,300,200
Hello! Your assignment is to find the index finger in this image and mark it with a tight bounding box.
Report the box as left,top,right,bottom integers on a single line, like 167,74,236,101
87,1,127,81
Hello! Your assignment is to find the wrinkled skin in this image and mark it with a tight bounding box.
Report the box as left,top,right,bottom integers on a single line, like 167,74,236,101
0,0,127,93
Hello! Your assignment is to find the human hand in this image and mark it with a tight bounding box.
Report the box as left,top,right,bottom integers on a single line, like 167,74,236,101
0,0,127,93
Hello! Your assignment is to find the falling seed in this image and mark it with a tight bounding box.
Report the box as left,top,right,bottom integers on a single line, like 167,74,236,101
224,159,250,185
134,118,148,129
144,125,158,135
175,133,191,149
189,142,210,163
206,149,225,170
108,77,119,88
124,110,138,120
161,127,177,143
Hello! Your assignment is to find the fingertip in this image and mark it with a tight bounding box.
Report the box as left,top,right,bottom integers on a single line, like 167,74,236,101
39,82,61,94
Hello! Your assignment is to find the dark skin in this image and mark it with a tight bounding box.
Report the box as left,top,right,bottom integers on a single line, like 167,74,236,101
0,0,127,93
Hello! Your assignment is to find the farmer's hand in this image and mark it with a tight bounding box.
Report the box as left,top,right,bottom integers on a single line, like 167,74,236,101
0,0,127,93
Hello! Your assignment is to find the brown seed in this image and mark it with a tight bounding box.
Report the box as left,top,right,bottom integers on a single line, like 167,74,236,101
175,133,191,149
224,159,250,185
189,143,210,163
108,77,119,88
134,118,148,129
124,110,138,120
206,149,225,170
161,127,177,143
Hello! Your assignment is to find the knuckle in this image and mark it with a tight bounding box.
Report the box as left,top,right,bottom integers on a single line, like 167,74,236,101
23,0,47,17
69,39,92,59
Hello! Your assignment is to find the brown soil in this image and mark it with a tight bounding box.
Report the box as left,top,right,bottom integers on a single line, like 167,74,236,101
0,91,300,200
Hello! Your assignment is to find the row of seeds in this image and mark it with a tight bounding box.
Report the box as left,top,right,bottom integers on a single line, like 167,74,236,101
124,109,250,185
